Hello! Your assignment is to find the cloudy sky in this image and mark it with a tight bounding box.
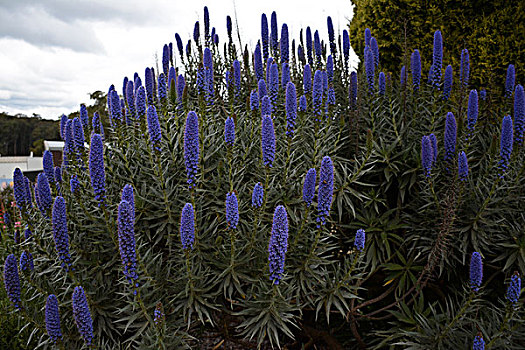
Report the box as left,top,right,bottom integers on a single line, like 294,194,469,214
0,0,356,120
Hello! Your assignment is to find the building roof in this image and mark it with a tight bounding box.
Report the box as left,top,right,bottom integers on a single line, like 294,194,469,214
44,140,65,151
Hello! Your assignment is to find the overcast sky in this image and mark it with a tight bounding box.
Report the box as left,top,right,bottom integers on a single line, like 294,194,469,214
0,0,356,120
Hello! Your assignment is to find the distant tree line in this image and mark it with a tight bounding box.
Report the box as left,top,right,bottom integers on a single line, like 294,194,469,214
0,91,108,156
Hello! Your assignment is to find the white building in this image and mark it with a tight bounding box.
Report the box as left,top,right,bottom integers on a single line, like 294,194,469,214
0,153,43,189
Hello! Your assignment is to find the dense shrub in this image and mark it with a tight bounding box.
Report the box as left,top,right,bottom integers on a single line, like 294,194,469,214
1,6,524,349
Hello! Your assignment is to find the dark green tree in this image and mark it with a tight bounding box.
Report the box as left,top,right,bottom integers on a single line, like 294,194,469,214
349,0,524,93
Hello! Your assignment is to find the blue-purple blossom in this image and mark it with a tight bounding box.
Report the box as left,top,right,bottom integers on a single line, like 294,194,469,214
306,27,313,65
467,90,478,130
470,251,483,292
233,60,241,94
225,192,239,229
224,117,235,147
327,55,334,83
354,229,366,252
184,111,200,188
268,63,279,106
281,62,290,88
473,334,485,350
73,117,85,152
203,6,210,43
317,156,334,227
3,211,10,226
421,136,433,177
3,254,21,309
186,39,191,57
411,50,421,90
270,11,278,54
460,49,469,88
24,177,32,208
64,119,74,154
343,30,350,65
109,89,122,123
314,30,321,62
145,67,155,106
268,205,289,285
514,84,524,144
432,30,443,87
444,112,457,162
72,286,94,347
154,302,165,326
261,115,276,167
313,70,324,119
254,44,264,82
89,133,106,206
193,21,200,44
429,133,438,164
158,73,167,101
54,166,61,185
134,75,142,93
226,15,232,38
258,78,268,102
52,196,72,270
180,203,195,250
80,104,88,132
297,44,305,65
147,106,162,152
499,115,513,176
370,37,379,67
506,272,521,304
13,168,26,208
118,199,138,287
250,90,259,111
322,71,328,93
327,16,336,57
364,28,371,47
135,86,146,118
303,168,316,207
280,23,289,63
505,64,515,99
378,72,386,95
20,251,34,272
70,175,80,195
45,294,63,343
285,82,297,136
252,183,263,208
123,77,129,102
24,227,32,241
442,65,453,100
126,80,136,119
365,47,375,95
162,44,170,76
480,89,486,100
175,33,183,59
458,151,468,181
261,96,272,118
299,95,307,112
261,14,269,60
37,173,52,214
177,74,186,107
400,66,406,87
60,114,68,140
303,64,312,95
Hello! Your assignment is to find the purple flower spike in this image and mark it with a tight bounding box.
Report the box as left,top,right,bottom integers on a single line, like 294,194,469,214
312,70,324,119
349,71,358,109
261,14,269,60
252,183,263,208
514,84,524,144
314,30,321,62
254,44,264,82
467,90,478,130
421,136,433,177
52,197,72,270
80,104,89,132
432,30,443,87
411,50,421,91
444,112,457,162
268,205,289,285
60,114,68,140
261,96,272,118
299,95,307,112
460,49,469,88
73,117,85,152
473,334,485,350
280,23,289,63
306,27,313,65
469,252,483,292
224,116,235,147
499,115,513,176
180,203,195,250
118,199,138,287
72,286,94,347
162,44,170,76
378,72,386,95
250,90,259,111
354,229,366,252
285,82,297,136
89,133,106,206
261,115,276,167
37,172,52,214
270,11,278,54
317,156,334,227
365,47,375,95
147,106,162,152
13,168,26,208
458,151,468,181
343,30,350,65
303,64,312,95
505,64,515,98
370,37,379,67
327,16,336,57
506,272,521,304
45,294,63,343
302,168,316,207
364,28,371,47
226,192,239,230
281,63,290,89
126,80,136,119
184,111,200,188
3,254,21,309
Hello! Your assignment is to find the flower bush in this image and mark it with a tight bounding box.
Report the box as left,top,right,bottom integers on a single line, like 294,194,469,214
1,6,524,349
